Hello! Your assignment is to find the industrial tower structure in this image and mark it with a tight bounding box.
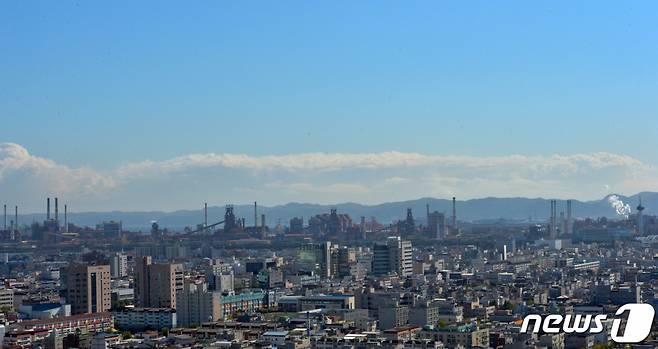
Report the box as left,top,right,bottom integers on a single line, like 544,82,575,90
637,197,645,235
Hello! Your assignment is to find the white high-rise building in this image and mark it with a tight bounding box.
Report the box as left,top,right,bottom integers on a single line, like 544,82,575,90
205,260,234,291
299,242,332,278
215,273,234,293
372,236,413,276
177,280,220,327
110,253,128,278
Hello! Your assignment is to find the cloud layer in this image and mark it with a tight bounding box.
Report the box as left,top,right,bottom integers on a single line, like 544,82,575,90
1,142,656,212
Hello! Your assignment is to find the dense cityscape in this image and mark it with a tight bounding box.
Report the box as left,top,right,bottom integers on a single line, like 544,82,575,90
0,194,656,349
3,1,658,348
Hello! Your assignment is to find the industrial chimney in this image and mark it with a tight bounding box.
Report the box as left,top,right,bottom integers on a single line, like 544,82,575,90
452,197,457,228
47,197,50,220
549,199,558,239
64,204,68,233
254,201,258,228
566,200,573,235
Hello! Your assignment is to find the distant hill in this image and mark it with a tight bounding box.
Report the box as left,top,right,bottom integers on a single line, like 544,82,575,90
13,192,656,231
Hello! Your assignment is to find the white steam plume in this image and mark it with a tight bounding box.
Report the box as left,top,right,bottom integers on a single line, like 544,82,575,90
608,195,631,218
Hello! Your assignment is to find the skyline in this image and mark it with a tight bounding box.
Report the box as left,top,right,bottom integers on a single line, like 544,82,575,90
2,2,658,211
2,3,658,346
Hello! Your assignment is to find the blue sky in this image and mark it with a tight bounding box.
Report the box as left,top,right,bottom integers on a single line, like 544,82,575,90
1,1,657,211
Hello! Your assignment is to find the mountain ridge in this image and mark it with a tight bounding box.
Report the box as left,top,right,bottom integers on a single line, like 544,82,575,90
13,192,656,230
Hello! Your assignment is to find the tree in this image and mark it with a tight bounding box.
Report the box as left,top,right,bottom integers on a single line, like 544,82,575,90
121,332,133,340
161,327,169,337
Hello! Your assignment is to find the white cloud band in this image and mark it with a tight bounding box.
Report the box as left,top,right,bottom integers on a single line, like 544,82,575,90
0,142,655,211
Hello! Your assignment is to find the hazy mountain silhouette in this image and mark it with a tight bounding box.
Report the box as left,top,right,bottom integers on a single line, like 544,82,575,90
15,192,655,230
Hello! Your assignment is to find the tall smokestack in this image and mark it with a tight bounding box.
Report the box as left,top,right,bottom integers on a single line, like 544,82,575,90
452,197,457,228
548,200,552,238
55,197,59,221
14,206,17,231
204,202,208,227
555,200,558,237
254,201,258,228
555,200,564,237
3,204,6,230
47,198,50,220
566,200,573,235
551,200,554,238
549,199,558,239
64,205,68,233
